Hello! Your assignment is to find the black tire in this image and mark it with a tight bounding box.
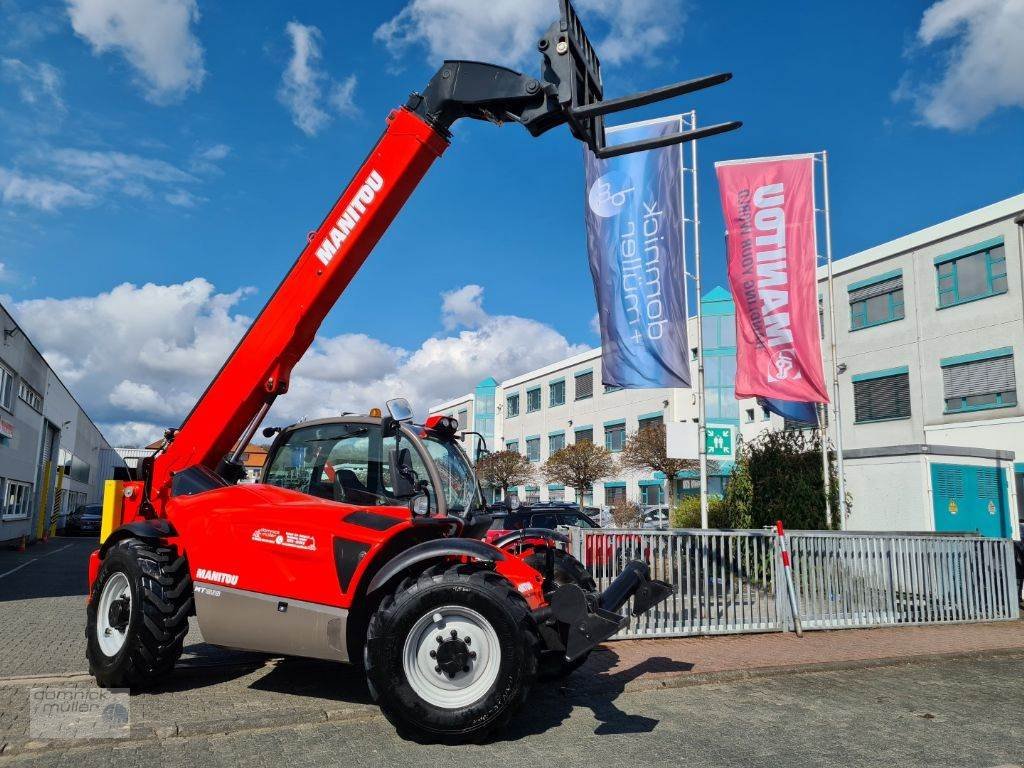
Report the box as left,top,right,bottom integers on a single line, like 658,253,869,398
86,538,192,689
524,548,597,679
364,563,538,744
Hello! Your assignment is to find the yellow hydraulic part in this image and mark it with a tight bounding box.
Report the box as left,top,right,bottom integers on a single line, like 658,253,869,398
100,480,124,544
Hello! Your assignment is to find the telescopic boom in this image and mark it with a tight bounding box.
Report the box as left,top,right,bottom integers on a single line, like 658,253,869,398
142,0,740,513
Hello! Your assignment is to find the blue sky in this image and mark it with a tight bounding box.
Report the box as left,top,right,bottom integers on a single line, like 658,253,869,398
1,0,1022,445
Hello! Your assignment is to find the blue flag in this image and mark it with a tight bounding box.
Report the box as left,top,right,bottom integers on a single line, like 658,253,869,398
584,118,690,389
759,397,819,424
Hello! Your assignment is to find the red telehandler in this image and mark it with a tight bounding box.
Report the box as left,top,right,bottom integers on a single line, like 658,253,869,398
86,0,739,742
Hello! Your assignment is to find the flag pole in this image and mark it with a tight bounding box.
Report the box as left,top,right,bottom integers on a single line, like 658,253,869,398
819,150,847,529
691,113,709,529
818,403,832,528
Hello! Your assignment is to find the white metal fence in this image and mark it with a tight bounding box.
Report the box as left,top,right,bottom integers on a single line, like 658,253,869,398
569,528,1020,639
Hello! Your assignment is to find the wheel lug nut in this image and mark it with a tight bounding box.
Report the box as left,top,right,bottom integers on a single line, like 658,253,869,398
464,637,471,645
463,665,470,672
469,651,476,659
436,635,443,643
429,650,437,658
450,629,457,637
435,665,442,673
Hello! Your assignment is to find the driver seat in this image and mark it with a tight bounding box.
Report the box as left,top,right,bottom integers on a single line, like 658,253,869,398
334,469,376,505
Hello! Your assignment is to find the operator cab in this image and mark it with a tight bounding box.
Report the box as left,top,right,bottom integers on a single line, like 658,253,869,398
260,398,490,533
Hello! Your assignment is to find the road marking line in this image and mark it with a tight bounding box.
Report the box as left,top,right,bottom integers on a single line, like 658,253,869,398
0,559,38,579
0,543,73,579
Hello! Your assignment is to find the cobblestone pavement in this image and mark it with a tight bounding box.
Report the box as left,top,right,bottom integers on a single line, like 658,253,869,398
2,654,1022,767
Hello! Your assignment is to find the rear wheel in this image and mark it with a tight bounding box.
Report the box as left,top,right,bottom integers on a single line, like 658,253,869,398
364,563,537,743
86,538,192,689
523,547,597,679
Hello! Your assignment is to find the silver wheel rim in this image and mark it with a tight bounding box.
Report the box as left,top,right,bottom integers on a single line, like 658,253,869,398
96,572,131,657
401,605,501,709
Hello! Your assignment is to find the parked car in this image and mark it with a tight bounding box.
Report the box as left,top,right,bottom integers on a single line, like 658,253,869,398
65,503,102,536
484,503,601,543
641,505,671,530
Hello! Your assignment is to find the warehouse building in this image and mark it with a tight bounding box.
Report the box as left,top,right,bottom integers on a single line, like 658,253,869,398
0,302,120,544
430,193,1024,539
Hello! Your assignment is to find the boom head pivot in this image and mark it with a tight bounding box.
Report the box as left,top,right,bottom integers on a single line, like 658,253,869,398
407,0,740,157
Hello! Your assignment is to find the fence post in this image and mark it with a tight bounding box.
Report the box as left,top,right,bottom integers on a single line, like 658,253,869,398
776,522,803,637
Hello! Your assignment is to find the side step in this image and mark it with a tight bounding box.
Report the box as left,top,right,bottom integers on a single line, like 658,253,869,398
546,561,672,662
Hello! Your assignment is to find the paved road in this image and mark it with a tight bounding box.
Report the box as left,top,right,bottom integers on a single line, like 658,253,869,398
2,654,1022,767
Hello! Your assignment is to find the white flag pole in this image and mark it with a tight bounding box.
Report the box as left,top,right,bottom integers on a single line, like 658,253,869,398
819,150,847,529
690,113,709,530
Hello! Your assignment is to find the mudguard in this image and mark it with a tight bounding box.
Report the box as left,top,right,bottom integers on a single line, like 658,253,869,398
492,528,569,550
99,519,177,556
366,538,507,595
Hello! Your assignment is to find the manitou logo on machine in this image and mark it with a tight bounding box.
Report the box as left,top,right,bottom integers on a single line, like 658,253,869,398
195,568,239,586
314,169,385,267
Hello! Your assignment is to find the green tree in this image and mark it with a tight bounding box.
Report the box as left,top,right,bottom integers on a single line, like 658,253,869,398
474,450,534,500
542,441,617,510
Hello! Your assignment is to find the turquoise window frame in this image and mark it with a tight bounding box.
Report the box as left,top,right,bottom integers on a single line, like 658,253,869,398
604,422,626,453
525,387,541,413
849,270,904,331
573,368,593,401
505,439,519,453
935,237,1007,309
505,392,519,418
851,366,911,424
940,347,1016,415
548,378,565,407
525,436,541,462
548,431,566,454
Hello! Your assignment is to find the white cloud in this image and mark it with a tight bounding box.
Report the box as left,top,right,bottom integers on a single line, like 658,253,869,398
0,167,94,211
11,280,585,447
441,284,487,330
897,0,1024,130
52,148,195,186
375,0,685,69
278,21,359,136
66,0,206,104
165,189,204,208
0,58,65,112
590,311,600,336
197,143,230,162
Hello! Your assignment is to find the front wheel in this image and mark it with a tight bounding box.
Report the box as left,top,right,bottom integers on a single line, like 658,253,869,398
364,563,538,744
86,538,192,689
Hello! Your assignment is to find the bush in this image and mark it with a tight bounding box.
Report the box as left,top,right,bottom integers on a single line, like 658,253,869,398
670,495,731,528
610,498,643,528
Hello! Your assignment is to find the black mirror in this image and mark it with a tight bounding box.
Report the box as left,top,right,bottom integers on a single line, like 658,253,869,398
262,426,281,438
389,447,417,497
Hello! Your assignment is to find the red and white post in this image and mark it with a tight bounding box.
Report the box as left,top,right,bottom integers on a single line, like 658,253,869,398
776,521,803,637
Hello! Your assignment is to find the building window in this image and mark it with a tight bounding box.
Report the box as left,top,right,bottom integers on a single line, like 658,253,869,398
1,479,32,520
524,485,541,504
605,483,627,505
941,348,1017,413
18,381,43,412
549,379,565,407
548,432,565,454
574,370,593,400
574,427,593,444
704,354,739,420
548,486,565,502
640,483,664,505
506,392,519,418
936,238,1007,308
526,387,541,413
637,414,663,431
604,422,626,452
761,406,771,421
603,384,623,394
818,295,825,340
505,440,519,453
675,477,700,498
525,437,540,462
457,408,468,429
852,368,911,423
849,271,904,330
744,408,755,423
0,363,13,412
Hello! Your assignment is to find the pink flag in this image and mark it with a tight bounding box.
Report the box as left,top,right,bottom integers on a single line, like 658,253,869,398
715,155,829,403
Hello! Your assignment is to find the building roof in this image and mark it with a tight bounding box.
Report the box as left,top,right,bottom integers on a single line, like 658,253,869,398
819,192,1024,280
